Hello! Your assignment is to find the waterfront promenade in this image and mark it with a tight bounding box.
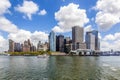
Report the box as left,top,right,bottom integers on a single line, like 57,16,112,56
51,52,67,56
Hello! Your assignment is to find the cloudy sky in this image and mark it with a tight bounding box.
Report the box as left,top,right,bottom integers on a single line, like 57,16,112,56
0,0,120,52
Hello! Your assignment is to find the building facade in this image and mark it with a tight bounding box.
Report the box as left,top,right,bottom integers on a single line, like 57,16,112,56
14,43,21,52
9,39,14,52
37,41,48,51
72,26,84,50
56,35,64,52
49,31,56,51
22,40,30,52
85,30,100,50
64,37,72,53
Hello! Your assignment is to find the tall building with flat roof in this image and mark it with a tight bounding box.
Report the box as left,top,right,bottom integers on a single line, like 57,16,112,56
9,39,14,52
72,26,84,50
56,35,64,52
49,31,56,51
64,37,72,53
85,30,100,50
14,43,21,52
85,32,95,50
22,40,30,52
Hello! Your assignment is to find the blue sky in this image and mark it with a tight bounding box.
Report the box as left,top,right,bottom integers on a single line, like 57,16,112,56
0,0,120,51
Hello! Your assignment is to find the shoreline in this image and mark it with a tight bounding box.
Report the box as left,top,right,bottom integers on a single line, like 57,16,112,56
1,52,120,56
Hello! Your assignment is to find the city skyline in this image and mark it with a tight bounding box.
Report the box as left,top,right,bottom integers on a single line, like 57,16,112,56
8,28,99,53
8,39,48,52
0,0,120,52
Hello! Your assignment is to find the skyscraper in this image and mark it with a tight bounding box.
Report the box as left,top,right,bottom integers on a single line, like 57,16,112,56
85,30,100,50
22,40,30,52
85,32,95,50
56,35,64,52
72,26,84,50
49,31,56,51
37,41,48,51
9,39,14,52
64,37,72,53
14,43,21,52
37,41,42,51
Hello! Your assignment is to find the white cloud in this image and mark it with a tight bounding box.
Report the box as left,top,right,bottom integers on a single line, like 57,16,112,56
8,30,48,46
101,40,120,51
38,9,47,15
0,29,48,52
31,31,48,42
52,3,89,32
0,0,16,34
101,32,120,51
8,29,31,43
94,0,120,31
0,0,48,52
52,26,63,33
0,35,8,52
31,31,48,46
15,1,39,20
84,25,92,33
98,33,102,39
103,32,120,41
0,0,11,15
103,34,115,41
0,17,19,33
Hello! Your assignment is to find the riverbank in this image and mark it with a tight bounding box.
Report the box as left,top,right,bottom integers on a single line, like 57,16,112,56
4,51,120,56
8,51,52,56
51,52,68,56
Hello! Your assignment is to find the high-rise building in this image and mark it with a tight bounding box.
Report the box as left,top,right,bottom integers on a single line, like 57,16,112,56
14,43,21,52
85,30,100,50
85,32,95,50
31,44,36,52
22,40,30,52
56,35,64,52
72,26,84,50
37,41,48,51
9,39,14,52
49,31,56,51
64,37,72,53
37,41,42,51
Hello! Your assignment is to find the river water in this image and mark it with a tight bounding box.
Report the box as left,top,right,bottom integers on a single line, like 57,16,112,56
0,56,120,80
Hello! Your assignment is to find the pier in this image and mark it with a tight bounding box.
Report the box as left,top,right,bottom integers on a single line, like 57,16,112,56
69,49,101,56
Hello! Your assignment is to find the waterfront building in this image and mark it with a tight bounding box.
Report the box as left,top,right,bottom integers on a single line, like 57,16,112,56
85,30,100,50
31,44,36,52
14,43,21,52
28,39,32,51
21,44,23,52
37,41,42,51
56,36,59,51
76,42,86,49
22,40,30,52
64,37,72,53
72,26,85,50
64,37,71,44
49,31,56,51
44,42,49,51
37,41,48,51
9,39,14,52
56,35,64,52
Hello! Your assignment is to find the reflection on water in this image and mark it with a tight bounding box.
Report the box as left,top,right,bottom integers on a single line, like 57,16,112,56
0,56,120,80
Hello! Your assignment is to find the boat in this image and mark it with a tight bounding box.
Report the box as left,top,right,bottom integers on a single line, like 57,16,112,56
37,54,49,58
